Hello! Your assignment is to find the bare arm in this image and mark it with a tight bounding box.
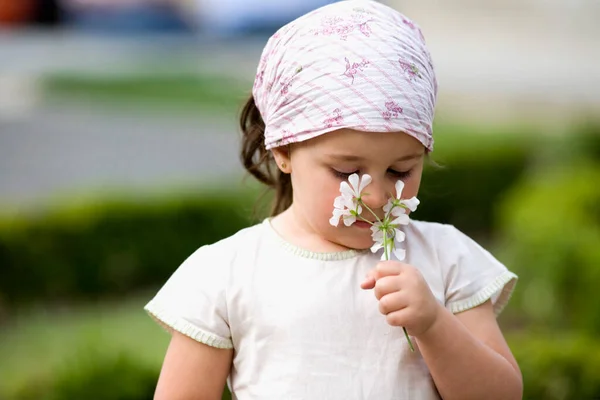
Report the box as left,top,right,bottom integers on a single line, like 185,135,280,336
155,331,233,400
416,301,522,400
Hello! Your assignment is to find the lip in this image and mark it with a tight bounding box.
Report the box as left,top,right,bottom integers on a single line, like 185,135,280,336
354,221,373,229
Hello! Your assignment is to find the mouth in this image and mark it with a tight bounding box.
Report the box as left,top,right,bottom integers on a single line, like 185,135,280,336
354,221,373,229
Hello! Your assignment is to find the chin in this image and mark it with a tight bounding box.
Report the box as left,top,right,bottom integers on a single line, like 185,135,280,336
338,234,374,251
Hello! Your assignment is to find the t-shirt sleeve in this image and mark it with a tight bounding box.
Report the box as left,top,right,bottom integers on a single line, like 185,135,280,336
144,244,233,349
441,225,517,316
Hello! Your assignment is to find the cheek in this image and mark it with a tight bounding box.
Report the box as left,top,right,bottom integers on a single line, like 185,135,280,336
314,177,342,215
292,167,340,211
402,169,423,199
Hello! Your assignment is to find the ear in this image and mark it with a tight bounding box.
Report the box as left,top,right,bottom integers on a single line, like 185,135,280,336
271,146,292,173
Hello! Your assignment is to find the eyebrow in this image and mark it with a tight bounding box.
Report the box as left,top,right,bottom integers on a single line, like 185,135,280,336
328,153,424,162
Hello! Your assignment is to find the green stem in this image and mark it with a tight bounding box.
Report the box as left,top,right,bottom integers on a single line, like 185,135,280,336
359,200,382,224
383,226,414,353
383,227,389,261
356,215,375,225
403,327,415,352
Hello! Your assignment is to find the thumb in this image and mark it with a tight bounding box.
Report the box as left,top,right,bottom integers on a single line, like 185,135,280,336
360,271,377,290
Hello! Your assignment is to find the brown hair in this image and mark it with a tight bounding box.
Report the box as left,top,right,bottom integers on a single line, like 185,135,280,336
240,96,292,216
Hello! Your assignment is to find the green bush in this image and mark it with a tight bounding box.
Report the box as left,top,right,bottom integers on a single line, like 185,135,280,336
419,129,535,241
510,334,600,400
497,161,600,334
7,347,234,400
0,191,259,310
12,351,158,400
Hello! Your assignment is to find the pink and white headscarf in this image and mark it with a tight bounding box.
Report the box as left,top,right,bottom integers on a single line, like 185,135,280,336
252,0,437,152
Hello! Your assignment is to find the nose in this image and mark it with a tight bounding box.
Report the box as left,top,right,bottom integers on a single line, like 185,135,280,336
361,180,388,212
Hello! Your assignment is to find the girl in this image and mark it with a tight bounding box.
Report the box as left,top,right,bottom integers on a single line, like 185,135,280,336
145,1,522,399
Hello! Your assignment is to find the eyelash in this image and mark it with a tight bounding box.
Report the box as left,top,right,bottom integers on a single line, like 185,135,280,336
332,169,413,180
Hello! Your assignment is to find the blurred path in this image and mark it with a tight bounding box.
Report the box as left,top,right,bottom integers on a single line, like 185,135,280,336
0,103,244,213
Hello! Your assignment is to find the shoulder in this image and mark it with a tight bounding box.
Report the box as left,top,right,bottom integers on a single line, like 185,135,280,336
404,219,464,253
405,219,456,238
180,220,270,275
194,220,268,255
406,219,498,266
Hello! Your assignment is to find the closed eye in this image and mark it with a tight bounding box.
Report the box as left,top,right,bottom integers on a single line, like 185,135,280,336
332,169,359,179
332,169,413,180
388,169,412,179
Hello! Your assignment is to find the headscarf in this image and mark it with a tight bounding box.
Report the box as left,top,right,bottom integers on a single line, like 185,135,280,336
252,0,438,151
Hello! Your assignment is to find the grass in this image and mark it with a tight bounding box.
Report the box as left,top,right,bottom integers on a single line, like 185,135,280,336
0,294,169,398
42,72,251,115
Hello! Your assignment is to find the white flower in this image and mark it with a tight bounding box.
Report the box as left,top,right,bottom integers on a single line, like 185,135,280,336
330,173,371,227
340,173,372,200
329,194,362,227
383,180,420,215
370,220,406,260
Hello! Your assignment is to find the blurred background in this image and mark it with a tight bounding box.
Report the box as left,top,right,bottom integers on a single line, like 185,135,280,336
1,0,599,399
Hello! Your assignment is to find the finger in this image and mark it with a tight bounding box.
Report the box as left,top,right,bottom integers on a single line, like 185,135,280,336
371,261,404,281
384,308,410,327
373,275,402,300
378,291,408,316
360,277,376,290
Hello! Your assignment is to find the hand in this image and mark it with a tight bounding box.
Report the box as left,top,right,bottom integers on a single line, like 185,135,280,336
361,261,442,337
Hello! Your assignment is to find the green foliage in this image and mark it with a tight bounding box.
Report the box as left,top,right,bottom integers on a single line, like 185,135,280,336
13,351,158,400
0,191,260,310
497,161,600,334
510,334,600,400
0,295,168,396
7,348,233,400
419,129,536,240
43,73,249,113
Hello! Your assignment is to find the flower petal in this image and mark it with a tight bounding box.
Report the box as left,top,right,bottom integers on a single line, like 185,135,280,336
370,241,383,253
383,199,394,215
391,207,408,217
329,214,341,227
395,180,405,199
370,222,384,239
348,174,360,195
333,195,346,210
340,181,354,198
371,229,384,242
329,209,344,227
391,213,410,226
394,229,406,242
393,248,406,261
343,214,356,226
358,174,372,194
402,196,420,212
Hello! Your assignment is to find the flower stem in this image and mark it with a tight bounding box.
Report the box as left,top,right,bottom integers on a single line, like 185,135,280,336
357,195,414,352
383,227,389,261
403,327,415,352
359,200,382,224
383,226,414,353
356,215,375,225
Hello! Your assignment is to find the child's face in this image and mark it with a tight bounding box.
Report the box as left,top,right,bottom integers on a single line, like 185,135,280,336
276,129,425,251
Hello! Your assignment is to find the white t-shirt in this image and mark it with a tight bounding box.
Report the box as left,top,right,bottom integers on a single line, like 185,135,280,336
145,219,517,399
